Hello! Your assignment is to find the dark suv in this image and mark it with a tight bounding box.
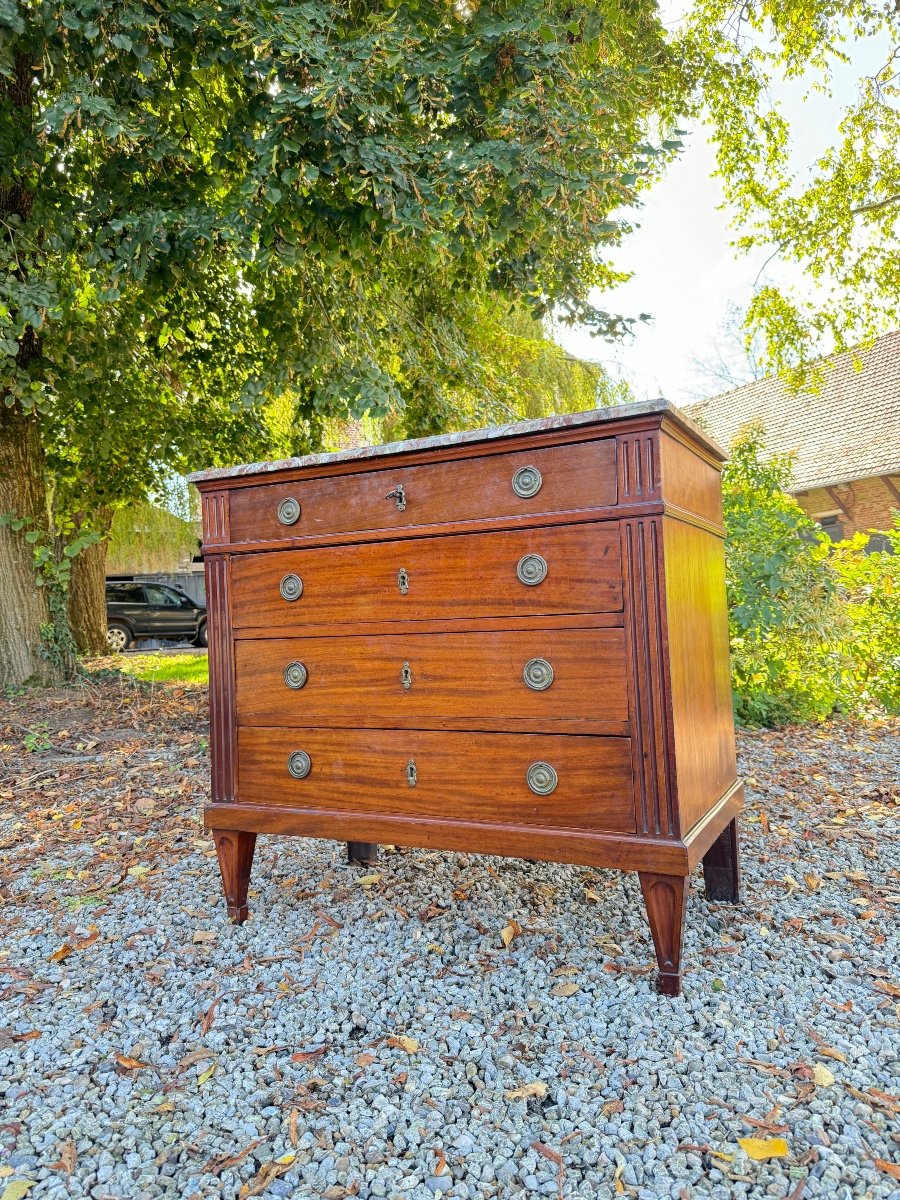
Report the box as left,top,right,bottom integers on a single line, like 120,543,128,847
105,580,208,652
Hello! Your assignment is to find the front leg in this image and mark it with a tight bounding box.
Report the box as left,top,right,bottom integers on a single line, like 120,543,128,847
702,816,742,903
639,872,689,996
211,829,257,923
347,842,379,866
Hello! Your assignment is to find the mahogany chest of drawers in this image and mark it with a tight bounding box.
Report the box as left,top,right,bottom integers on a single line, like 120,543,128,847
189,399,743,995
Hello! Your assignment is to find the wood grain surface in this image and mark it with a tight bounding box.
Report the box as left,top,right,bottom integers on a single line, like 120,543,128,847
236,727,636,834
234,628,628,733
231,523,623,629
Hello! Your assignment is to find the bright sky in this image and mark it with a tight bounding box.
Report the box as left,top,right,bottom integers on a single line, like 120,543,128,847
555,17,890,406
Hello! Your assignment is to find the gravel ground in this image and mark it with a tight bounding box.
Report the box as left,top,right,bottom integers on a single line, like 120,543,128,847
1,679,898,1200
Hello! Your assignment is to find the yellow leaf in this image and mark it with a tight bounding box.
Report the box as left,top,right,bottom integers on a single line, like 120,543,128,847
49,943,72,963
709,1150,734,1163
357,873,381,887
2,1183,37,1200
804,873,821,892
500,919,522,948
505,1081,547,1100
813,1063,836,1087
275,1154,295,1165
198,1064,216,1084
387,1035,419,1053
0,1170,12,1180
128,864,151,878
551,982,580,997
71,818,83,831
614,1164,625,1194
738,1137,789,1160
584,887,602,903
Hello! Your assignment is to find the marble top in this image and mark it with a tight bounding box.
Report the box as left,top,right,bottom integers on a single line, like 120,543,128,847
186,398,724,483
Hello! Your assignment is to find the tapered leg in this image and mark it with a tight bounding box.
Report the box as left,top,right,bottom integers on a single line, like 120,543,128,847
211,829,257,923
639,872,689,996
347,842,379,866
702,816,742,903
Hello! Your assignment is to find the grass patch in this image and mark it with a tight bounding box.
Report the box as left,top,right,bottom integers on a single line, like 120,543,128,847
99,651,209,686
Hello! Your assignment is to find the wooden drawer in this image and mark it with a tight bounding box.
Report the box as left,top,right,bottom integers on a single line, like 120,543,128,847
237,728,636,834
235,628,628,733
231,523,623,630
227,438,617,544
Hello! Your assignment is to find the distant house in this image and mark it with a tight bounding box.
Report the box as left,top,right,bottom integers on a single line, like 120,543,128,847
686,330,900,542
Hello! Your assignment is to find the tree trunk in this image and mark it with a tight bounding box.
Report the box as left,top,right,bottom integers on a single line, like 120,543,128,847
0,402,59,687
68,512,113,657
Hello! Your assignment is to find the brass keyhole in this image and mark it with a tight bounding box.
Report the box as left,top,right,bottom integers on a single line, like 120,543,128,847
406,759,417,787
386,484,407,511
397,568,410,595
401,662,413,689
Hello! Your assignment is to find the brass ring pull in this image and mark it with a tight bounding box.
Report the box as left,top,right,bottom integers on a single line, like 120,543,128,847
279,573,303,601
526,761,558,795
512,465,542,498
287,750,311,779
386,484,407,511
284,661,308,689
523,658,554,691
277,497,301,525
516,553,547,586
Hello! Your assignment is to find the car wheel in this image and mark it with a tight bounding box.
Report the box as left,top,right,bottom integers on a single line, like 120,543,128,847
196,620,209,648
106,621,132,653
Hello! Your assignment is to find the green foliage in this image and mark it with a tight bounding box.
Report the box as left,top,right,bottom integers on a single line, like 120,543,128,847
681,2,899,374
106,500,199,574
723,422,847,726
831,525,900,714
723,423,900,726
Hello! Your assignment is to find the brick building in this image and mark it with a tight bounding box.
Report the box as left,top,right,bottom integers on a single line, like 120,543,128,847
686,330,900,542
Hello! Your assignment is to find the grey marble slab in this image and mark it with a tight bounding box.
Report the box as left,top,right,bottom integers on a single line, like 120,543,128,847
186,398,724,483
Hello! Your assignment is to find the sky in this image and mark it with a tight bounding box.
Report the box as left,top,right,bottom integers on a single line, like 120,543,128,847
554,15,890,406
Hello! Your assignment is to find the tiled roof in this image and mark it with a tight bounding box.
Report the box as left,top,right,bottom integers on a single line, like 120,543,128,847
684,330,900,492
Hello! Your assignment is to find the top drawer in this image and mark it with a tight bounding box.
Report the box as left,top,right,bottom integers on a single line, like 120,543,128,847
225,438,617,546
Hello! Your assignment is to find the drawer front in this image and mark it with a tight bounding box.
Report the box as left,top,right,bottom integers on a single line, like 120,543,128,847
231,523,623,629
235,628,628,731
237,728,636,834
227,438,617,544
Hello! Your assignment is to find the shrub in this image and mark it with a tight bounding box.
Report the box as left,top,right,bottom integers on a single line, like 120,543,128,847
831,523,900,714
722,423,849,726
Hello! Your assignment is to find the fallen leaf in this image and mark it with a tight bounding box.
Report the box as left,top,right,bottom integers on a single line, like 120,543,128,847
614,1164,625,1194
873,980,900,998
47,1139,76,1177
238,1158,294,1199
1,1183,37,1200
197,1063,216,1085
804,873,821,892
500,920,522,948
114,1053,148,1070
386,1035,419,1054
584,887,602,903
192,930,218,945
200,996,221,1035
813,1064,835,1087
357,873,381,887
531,1141,563,1166
873,1159,900,1180
602,1099,624,1116
804,1026,848,1062
291,1046,329,1063
434,1149,448,1176
127,864,151,878
355,1052,376,1068
289,1109,299,1148
551,982,580,997
738,1137,789,1160
49,943,72,963
505,1081,547,1100
204,1137,268,1176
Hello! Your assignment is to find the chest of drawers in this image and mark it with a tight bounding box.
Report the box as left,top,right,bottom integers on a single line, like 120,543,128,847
189,399,743,996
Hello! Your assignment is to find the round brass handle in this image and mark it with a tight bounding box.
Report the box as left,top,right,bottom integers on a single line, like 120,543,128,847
512,465,542,498
277,497,301,526
284,661,308,689
523,658,554,691
516,553,547,586
279,573,303,601
526,761,558,795
287,750,311,779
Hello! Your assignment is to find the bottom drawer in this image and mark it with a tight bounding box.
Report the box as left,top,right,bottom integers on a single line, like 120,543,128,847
237,728,636,834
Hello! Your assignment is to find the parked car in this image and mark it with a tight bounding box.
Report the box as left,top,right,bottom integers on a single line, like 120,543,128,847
105,580,208,651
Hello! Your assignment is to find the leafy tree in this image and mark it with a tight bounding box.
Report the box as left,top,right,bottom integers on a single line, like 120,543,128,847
1,0,683,685
682,2,899,374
